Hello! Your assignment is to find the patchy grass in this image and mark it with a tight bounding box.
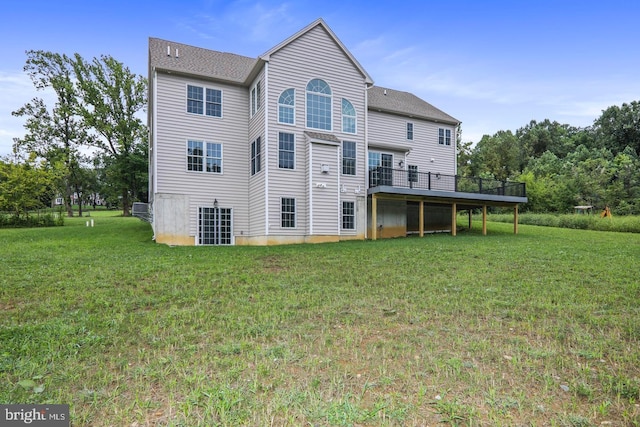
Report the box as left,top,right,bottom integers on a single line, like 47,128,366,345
1,213,639,426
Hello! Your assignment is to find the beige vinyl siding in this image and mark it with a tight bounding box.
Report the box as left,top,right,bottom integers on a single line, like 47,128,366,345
308,143,340,235
248,68,266,236
368,110,456,176
154,72,249,237
269,130,307,234
265,25,368,234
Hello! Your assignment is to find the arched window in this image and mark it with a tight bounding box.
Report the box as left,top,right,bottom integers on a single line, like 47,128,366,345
341,98,356,134
306,79,332,130
278,88,295,124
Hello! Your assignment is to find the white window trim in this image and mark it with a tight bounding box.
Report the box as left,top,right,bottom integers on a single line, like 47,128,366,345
278,132,296,170
185,83,223,118
250,79,261,118
186,140,223,174
341,200,356,230
305,78,333,131
438,128,452,146
278,88,296,125
280,197,297,229
341,98,357,135
250,137,262,176
341,140,357,176
406,122,414,141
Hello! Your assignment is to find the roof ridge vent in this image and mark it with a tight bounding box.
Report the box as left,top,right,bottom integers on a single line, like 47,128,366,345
167,45,171,57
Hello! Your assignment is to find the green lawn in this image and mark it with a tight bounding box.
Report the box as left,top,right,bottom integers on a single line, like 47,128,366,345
1,213,639,426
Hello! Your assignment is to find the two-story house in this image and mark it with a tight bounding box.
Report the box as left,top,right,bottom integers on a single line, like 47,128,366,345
147,18,526,246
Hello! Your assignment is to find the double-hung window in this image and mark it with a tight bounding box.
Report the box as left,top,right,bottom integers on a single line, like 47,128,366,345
187,140,222,173
407,122,414,140
278,132,295,169
251,137,261,175
306,79,332,130
342,141,356,175
278,88,295,124
250,80,261,117
187,84,222,117
281,198,296,228
438,128,451,145
342,201,355,230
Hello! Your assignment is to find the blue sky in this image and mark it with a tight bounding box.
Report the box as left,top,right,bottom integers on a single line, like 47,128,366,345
1,0,639,157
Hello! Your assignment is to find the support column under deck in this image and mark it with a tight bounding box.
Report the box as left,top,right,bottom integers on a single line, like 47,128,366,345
482,205,487,236
371,194,378,240
451,203,457,236
514,205,519,234
419,200,424,237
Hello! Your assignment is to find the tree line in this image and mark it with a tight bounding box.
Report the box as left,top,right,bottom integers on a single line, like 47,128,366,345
458,101,640,214
0,50,147,219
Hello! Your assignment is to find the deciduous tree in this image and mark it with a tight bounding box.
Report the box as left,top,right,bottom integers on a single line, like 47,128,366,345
72,54,147,216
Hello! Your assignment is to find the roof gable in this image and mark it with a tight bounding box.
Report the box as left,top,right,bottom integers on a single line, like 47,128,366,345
368,86,459,125
260,18,374,85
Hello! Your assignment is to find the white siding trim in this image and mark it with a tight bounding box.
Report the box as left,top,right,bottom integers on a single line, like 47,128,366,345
264,62,270,236
336,148,341,235
309,145,313,235
364,84,369,239
152,70,158,202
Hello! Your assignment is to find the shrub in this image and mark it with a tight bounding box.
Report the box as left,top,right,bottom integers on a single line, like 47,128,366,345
486,213,640,233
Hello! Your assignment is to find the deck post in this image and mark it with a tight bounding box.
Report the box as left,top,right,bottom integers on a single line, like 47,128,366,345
419,200,424,237
468,209,472,230
371,194,378,240
482,205,487,235
451,203,457,236
514,205,519,234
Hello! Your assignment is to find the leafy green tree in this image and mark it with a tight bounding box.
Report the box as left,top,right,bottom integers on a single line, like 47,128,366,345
72,54,148,216
516,119,582,161
12,51,92,217
470,131,520,181
593,101,640,156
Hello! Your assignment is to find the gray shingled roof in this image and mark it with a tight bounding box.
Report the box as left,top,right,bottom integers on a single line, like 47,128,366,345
368,86,459,125
149,35,458,124
149,37,258,84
